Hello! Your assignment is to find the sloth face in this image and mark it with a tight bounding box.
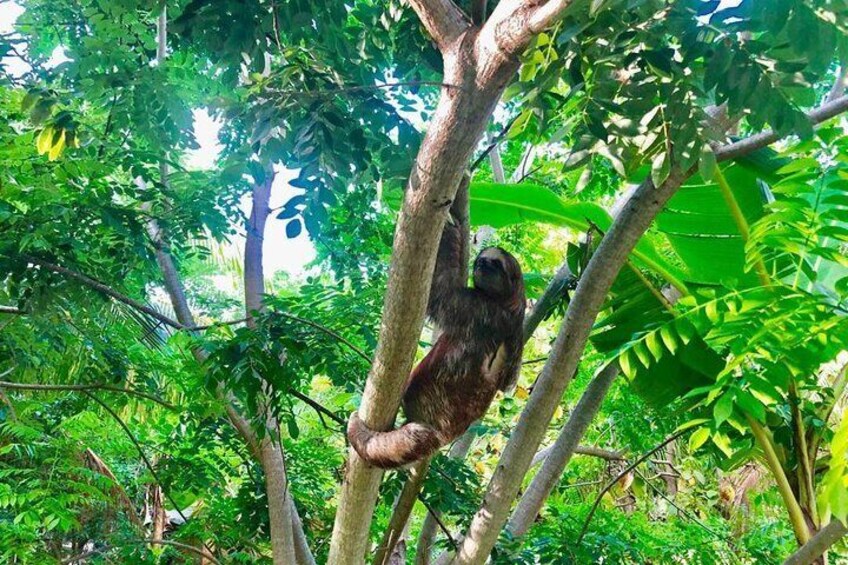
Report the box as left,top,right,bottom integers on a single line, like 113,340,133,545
473,247,522,298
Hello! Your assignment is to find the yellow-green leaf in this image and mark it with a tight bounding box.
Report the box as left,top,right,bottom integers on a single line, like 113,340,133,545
689,428,710,451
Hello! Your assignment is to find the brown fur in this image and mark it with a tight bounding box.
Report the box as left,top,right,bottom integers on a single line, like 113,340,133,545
348,185,525,469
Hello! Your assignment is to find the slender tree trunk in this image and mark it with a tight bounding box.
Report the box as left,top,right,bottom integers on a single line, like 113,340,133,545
374,460,431,565
243,169,306,564
415,432,476,565
259,440,296,564
151,484,166,542
507,362,619,536
448,167,694,564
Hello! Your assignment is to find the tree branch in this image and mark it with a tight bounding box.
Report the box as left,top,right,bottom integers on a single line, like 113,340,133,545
783,520,847,565
509,362,620,536
523,260,574,343
715,94,848,162
0,380,176,410
82,392,205,550
23,255,184,329
440,90,848,565
0,305,26,315
826,64,847,104
531,444,625,466
483,0,575,57
407,0,469,50
576,430,686,543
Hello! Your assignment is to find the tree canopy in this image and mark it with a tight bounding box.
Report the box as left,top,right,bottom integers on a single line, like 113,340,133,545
1,0,847,563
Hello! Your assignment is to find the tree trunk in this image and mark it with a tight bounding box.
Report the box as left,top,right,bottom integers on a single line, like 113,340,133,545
447,167,694,564
327,23,520,563
151,484,166,542
374,460,431,565
415,431,476,565
243,169,306,564
260,440,297,564
507,362,619,536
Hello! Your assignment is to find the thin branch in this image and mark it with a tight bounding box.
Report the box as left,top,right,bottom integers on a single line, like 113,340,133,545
531,444,625,466
61,538,221,565
633,468,732,545
81,392,208,553
523,260,574,343
826,64,847,104
418,495,458,551
0,380,176,410
0,305,26,315
576,430,685,543
192,312,371,363
406,0,469,50
23,255,184,329
289,388,345,427
715,94,848,162
522,356,548,366
277,311,371,363
470,113,522,172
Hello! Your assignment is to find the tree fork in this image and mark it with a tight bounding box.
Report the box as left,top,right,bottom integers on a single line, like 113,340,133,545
327,23,522,565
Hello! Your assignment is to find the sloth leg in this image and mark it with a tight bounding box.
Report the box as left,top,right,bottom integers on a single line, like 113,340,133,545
347,413,442,469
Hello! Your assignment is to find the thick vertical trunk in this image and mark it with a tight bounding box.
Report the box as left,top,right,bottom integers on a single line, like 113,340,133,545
327,28,520,563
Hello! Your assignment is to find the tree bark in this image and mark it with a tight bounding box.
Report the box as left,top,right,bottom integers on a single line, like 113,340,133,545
327,19,523,563
243,170,305,564
783,520,847,565
522,261,573,343
507,362,619,536
374,460,431,565
244,168,274,319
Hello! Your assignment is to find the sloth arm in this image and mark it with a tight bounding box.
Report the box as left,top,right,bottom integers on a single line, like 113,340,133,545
427,176,479,329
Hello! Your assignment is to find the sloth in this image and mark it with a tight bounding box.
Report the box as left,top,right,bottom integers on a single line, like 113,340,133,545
348,187,525,469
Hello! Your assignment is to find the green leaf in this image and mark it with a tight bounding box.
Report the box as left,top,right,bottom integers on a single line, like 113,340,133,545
651,151,670,188
713,391,734,426
711,431,734,458
698,143,717,181
619,349,634,379
286,219,303,238
468,182,687,287
735,389,766,422
646,331,663,361
287,418,300,439
689,428,710,451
